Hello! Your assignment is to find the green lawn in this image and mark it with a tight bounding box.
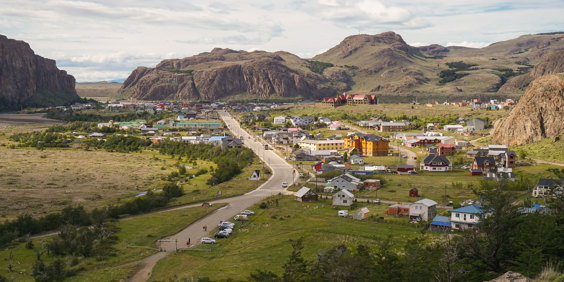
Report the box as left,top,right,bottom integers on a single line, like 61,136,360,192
170,159,269,206
149,196,435,281
0,205,222,281
511,138,564,163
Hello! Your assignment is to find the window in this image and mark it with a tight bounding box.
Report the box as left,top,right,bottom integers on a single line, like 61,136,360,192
470,215,474,219
455,213,459,218
343,200,347,203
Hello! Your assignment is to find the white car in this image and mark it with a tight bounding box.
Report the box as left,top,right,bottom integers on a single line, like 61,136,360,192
282,181,288,188
338,210,348,217
234,214,248,221
241,210,255,215
201,237,216,244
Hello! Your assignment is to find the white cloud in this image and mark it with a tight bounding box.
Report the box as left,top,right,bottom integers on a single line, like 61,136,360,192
446,41,490,48
0,0,562,81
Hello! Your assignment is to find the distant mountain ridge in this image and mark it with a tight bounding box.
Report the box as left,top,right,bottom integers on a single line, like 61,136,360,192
0,35,79,111
121,31,564,101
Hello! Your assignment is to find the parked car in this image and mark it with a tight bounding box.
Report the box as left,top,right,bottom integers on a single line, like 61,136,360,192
201,237,217,244
373,199,381,204
241,210,255,215
408,170,418,175
234,214,248,221
447,201,453,206
214,231,229,238
282,181,288,188
222,228,233,235
338,210,348,217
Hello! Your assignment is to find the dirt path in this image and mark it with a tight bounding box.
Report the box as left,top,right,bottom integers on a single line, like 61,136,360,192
532,158,564,167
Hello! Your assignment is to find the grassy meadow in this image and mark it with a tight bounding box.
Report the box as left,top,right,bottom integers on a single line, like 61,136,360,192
149,196,436,281
0,204,221,281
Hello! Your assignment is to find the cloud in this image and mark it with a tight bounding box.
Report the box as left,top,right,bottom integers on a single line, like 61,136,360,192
446,41,490,48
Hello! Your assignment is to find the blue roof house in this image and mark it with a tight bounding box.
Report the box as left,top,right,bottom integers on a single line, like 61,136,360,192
450,204,484,231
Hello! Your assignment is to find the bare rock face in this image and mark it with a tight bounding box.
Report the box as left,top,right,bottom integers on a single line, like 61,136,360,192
0,35,78,111
492,74,564,145
121,49,333,101
489,271,530,282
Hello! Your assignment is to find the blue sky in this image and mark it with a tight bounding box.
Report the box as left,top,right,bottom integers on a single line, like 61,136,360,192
1,0,562,82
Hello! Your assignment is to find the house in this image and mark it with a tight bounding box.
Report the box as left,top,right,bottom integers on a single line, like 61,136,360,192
409,199,437,222
472,156,496,172
290,116,315,128
363,179,381,190
221,136,243,149
438,144,456,156
532,178,563,198
353,207,371,220
295,187,318,202
397,165,415,173
379,122,407,132
484,167,515,182
385,204,410,216
248,170,261,181
298,139,344,151
467,118,486,131
344,133,389,156
470,169,483,176
409,188,419,197
450,204,484,231
364,166,387,173
292,150,319,161
502,151,517,168
420,155,452,172
322,94,378,107
349,155,364,165
312,162,343,174
273,116,287,125
443,124,464,132
326,173,363,191
332,190,355,206
429,216,451,231
318,117,332,124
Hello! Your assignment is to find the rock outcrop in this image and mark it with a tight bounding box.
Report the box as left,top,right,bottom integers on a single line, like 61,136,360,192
0,35,78,111
492,74,564,145
121,49,335,101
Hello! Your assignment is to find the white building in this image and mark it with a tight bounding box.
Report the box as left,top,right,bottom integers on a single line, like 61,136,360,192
273,116,287,125
443,124,464,132
332,190,355,206
450,204,484,230
409,199,437,222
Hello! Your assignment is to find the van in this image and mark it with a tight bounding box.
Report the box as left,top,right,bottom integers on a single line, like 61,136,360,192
338,210,348,217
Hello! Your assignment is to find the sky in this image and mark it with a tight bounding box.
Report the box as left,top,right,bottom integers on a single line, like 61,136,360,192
1,0,563,82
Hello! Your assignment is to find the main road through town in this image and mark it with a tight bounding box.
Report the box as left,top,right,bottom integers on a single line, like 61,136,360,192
129,110,295,282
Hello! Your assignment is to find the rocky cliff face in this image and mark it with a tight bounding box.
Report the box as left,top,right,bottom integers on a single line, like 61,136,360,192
0,35,78,111
492,74,564,145
498,49,564,93
121,49,335,101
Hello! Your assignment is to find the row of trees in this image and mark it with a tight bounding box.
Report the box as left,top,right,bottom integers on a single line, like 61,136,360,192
249,183,564,281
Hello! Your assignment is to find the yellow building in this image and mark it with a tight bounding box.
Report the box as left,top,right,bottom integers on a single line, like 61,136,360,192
344,134,389,156
298,140,344,151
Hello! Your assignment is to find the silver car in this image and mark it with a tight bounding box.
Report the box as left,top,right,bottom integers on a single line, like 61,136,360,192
201,237,217,244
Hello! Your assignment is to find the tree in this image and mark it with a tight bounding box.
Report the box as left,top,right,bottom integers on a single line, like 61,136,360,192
343,152,348,162
249,270,280,282
282,238,309,282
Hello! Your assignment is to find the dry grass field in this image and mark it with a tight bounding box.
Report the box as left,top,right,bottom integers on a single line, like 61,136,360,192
76,82,123,101
0,149,175,219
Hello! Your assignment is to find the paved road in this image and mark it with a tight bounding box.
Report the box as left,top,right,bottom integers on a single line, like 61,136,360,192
129,110,294,282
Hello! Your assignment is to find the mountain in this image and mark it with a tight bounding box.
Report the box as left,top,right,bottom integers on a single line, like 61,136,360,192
492,74,564,146
120,48,338,101
121,32,564,101
0,35,79,111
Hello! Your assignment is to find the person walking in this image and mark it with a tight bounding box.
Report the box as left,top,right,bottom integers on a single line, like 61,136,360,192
203,225,207,232
187,238,191,246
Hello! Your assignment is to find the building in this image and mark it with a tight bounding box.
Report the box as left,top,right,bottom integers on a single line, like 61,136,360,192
353,207,371,220
290,116,315,128
438,144,456,156
443,124,464,132
221,136,243,149
379,121,407,132
409,199,438,222
471,156,496,172
169,120,223,131
273,116,287,125
450,204,484,231
344,133,389,156
326,173,363,191
502,151,517,168
332,190,355,206
532,178,562,198
385,204,410,216
349,155,364,165
298,140,344,151
321,94,378,107
295,187,318,202
363,179,381,190
429,216,451,231
409,187,419,197
420,155,452,172
467,118,486,131
397,165,415,173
